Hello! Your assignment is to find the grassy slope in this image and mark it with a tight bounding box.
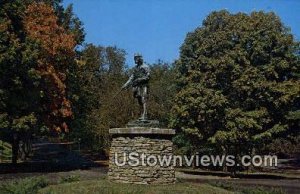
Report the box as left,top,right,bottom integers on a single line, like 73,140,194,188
39,179,232,194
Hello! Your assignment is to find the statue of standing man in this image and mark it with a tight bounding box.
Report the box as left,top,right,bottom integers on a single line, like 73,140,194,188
122,53,150,121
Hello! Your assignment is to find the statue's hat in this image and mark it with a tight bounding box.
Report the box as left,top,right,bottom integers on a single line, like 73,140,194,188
134,53,143,59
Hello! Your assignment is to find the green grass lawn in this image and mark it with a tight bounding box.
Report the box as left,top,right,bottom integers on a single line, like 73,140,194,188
39,178,232,194
1,176,285,194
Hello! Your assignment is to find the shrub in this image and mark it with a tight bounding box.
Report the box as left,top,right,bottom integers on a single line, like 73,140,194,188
59,175,81,183
0,177,48,194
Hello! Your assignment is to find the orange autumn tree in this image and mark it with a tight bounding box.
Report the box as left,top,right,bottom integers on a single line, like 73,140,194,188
24,2,76,133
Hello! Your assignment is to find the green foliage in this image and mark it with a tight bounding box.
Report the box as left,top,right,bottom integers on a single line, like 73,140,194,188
68,44,177,152
0,0,84,163
173,132,193,155
0,0,40,134
265,135,300,157
172,10,300,161
0,177,48,194
148,61,177,126
59,4,85,45
68,44,130,151
0,0,176,158
0,1,42,164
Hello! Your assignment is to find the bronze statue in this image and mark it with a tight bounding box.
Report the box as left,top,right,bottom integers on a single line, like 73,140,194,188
122,53,150,121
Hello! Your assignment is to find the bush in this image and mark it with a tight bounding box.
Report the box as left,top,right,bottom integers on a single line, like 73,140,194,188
59,175,81,183
0,177,48,194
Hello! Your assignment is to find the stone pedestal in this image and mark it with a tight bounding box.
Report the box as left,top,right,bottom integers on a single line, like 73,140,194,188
108,127,176,184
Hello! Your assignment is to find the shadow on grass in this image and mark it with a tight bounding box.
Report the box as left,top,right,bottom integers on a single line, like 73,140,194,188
0,142,103,174
0,161,102,174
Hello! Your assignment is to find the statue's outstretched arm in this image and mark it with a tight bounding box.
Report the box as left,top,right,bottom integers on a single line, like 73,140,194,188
122,74,134,89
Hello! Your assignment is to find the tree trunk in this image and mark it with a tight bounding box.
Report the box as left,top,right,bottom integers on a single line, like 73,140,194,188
222,145,228,172
12,133,19,164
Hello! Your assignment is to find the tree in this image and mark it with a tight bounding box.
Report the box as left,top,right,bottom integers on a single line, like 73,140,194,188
0,0,41,164
58,3,85,45
24,2,76,132
68,44,130,151
172,10,300,173
68,48,178,153
0,0,81,163
147,60,177,126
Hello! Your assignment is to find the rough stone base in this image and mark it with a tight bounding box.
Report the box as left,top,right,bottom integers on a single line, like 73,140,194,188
108,127,176,184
